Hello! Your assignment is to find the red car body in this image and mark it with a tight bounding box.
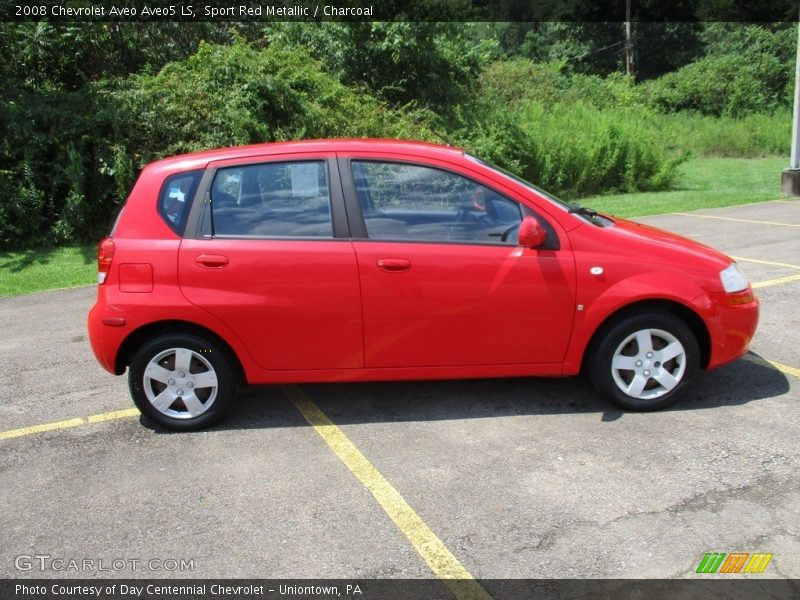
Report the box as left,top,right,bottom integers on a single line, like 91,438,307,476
87,139,758,426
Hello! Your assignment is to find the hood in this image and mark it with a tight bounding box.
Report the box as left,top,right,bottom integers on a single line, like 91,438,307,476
606,216,732,269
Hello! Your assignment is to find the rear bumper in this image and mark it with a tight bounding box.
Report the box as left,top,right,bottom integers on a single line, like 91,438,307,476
87,293,136,375
689,290,759,370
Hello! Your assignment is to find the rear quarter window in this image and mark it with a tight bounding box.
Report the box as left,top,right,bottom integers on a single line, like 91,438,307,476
158,170,203,235
207,161,333,238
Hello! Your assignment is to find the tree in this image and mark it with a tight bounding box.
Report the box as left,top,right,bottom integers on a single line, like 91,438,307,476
271,22,497,113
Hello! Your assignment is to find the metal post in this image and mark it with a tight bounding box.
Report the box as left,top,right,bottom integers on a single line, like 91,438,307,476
781,17,800,194
791,21,800,169
625,0,633,78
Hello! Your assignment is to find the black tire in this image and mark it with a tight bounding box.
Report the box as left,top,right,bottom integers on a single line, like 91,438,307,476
587,310,700,411
128,333,236,431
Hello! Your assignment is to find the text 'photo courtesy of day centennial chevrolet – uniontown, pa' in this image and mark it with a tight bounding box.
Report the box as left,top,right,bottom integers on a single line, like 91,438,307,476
15,583,364,597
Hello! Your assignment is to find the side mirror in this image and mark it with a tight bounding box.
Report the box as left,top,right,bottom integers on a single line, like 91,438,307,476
518,216,547,248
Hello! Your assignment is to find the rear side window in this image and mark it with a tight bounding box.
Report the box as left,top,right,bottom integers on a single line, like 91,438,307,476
209,161,332,238
159,170,203,235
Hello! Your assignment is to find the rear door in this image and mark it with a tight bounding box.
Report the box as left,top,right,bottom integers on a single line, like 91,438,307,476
340,154,577,369
179,154,363,371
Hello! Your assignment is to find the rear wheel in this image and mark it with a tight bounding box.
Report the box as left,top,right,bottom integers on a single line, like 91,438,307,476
588,311,700,411
128,333,235,430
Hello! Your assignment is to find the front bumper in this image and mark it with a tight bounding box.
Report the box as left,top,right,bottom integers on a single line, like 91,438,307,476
689,289,760,370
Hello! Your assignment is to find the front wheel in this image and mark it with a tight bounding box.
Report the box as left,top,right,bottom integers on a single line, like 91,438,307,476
128,333,236,430
587,311,700,411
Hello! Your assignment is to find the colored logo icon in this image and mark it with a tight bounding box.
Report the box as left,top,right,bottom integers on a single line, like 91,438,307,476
696,552,773,574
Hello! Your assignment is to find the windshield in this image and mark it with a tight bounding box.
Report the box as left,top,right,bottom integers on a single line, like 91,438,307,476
465,153,572,210
465,153,612,227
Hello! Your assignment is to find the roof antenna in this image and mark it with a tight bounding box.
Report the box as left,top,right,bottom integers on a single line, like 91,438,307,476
430,129,453,147
407,108,453,147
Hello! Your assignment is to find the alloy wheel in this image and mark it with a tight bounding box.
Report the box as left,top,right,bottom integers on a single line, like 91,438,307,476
142,347,218,419
610,328,687,401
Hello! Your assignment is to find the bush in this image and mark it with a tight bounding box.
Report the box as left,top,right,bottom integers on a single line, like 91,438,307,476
2,29,789,250
113,39,435,162
462,65,685,197
0,87,123,248
0,164,48,249
656,111,791,157
270,22,498,113
644,54,787,117
459,101,686,198
0,40,435,249
643,24,794,117
479,59,648,110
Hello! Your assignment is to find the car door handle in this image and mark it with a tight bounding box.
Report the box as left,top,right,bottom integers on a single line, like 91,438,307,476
377,258,411,272
195,254,229,268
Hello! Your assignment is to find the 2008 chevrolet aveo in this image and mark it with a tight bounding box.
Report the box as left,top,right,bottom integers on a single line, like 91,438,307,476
88,139,759,430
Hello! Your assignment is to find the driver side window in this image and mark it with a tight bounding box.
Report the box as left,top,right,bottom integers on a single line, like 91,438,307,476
352,161,522,244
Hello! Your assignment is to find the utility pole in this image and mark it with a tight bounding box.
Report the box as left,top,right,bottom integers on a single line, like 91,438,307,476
625,0,633,78
781,19,800,195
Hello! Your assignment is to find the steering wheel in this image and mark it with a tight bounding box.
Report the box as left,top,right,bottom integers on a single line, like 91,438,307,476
456,206,474,222
484,197,499,222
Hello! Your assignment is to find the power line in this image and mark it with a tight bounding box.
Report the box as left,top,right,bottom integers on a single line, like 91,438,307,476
566,39,626,62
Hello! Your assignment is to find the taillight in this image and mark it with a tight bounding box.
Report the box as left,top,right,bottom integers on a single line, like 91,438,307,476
97,237,115,284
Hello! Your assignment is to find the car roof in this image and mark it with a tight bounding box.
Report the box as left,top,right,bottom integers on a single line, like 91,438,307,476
145,138,465,174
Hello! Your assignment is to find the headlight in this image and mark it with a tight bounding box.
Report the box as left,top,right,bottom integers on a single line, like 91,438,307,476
720,263,749,293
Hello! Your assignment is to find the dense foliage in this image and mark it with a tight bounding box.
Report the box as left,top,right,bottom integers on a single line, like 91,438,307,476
0,21,795,249
644,24,796,116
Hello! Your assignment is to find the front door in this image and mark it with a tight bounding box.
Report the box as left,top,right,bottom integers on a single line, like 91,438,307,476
344,158,576,368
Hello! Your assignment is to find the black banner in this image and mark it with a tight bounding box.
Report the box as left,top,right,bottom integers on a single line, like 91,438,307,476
1,0,798,23
3,579,800,600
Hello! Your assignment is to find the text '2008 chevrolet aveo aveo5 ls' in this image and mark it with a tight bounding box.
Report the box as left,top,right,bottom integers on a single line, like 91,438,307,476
88,139,759,430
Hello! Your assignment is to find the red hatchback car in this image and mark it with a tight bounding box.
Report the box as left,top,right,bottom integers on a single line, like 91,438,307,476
88,139,759,430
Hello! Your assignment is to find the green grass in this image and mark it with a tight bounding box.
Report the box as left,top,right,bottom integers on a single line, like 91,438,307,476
0,246,95,297
585,156,789,217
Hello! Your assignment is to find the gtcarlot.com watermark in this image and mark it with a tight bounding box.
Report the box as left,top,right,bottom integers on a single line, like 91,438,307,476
15,554,194,573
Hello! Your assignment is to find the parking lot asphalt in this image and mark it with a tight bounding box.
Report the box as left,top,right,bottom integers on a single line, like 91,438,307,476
1,200,798,588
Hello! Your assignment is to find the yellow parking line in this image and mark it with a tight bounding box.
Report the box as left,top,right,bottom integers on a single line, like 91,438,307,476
0,408,139,441
86,408,141,423
731,256,800,270
744,355,800,378
282,385,492,600
765,359,800,379
673,213,800,227
752,274,800,289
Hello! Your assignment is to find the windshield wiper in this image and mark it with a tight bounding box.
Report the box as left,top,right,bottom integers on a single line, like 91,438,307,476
567,203,598,217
